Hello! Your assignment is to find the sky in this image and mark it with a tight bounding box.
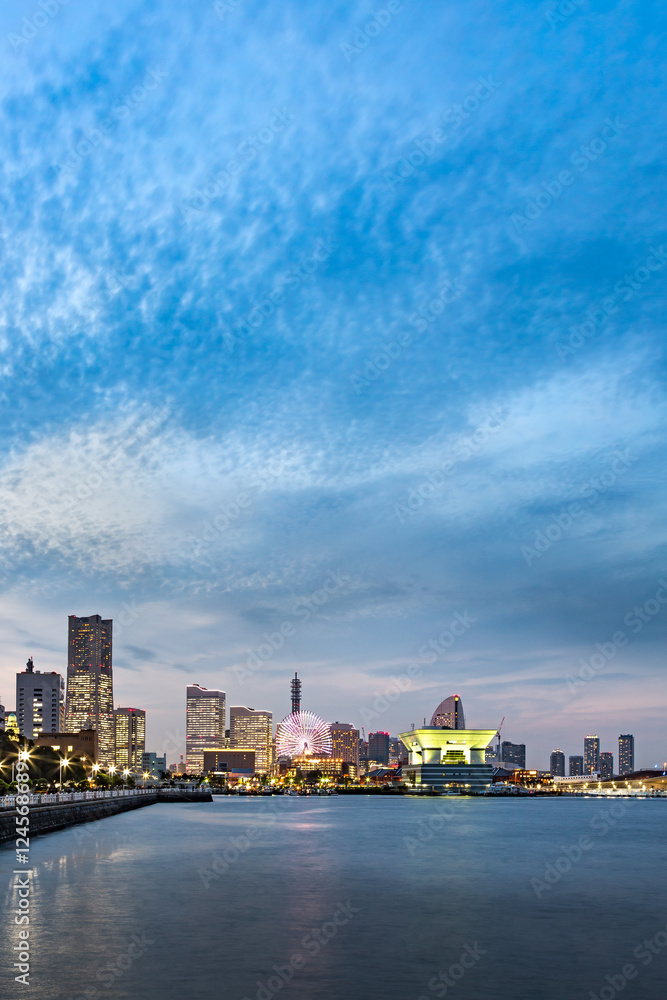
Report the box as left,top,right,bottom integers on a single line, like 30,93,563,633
0,0,665,770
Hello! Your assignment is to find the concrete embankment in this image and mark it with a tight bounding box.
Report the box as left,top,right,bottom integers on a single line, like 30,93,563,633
0,790,212,844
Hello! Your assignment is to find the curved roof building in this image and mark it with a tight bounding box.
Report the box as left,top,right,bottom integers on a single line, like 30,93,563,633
430,694,465,729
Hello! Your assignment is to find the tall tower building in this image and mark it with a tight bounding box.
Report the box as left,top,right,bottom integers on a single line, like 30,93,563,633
65,614,115,767
114,708,146,770
368,731,390,765
329,722,360,769
430,694,465,729
618,734,634,775
229,706,273,773
569,755,584,776
550,748,565,777
290,672,302,714
599,751,613,780
17,657,65,738
584,734,600,774
501,741,526,768
186,684,226,773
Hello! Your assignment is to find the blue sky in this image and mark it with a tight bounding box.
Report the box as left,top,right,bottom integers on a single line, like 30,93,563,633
0,0,665,769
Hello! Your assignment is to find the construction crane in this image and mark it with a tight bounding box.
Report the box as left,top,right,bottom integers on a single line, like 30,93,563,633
495,716,505,758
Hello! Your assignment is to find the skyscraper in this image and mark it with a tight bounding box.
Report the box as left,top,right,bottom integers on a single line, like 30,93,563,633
599,752,613,780
619,734,634,775
584,735,600,774
114,708,146,770
229,706,273,773
501,741,526,768
368,731,390,765
430,694,465,729
65,614,115,767
329,722,360,769
16,657,65,738
550,748,565,777
186,684,226,773
569,755,584,776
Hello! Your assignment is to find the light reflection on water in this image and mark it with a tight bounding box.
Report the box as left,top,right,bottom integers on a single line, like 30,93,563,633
1,796,665,1000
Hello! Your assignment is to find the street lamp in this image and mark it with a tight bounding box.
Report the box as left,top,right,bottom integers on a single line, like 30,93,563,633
59,757,69,788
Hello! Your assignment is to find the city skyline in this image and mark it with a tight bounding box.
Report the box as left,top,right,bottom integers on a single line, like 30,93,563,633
0,614,657,773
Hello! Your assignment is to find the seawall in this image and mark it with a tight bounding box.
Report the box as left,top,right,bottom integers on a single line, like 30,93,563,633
0,789,212,844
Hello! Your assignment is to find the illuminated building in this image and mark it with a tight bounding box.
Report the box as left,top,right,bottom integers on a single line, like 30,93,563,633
16,657,65,738
5,711,19,740
65,614,115,767
619,734,634,775
399,724,497,792
186,684,226,773
329,722,360,769
34,728,98,765
584,734,600,774
550,749,565,777
501,741,526,768
368,731,390,765
430,694,465,729
229,706,273,773
289,756,355,781
599,751,614,780
569,755,584,776
114,707,146,769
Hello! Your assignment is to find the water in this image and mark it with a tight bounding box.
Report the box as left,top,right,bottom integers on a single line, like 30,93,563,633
1,795,666,1000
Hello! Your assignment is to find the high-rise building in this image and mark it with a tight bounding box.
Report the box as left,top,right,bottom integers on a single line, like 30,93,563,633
569,755,584,776
114,708,146,770
229,706,273,773
0,701,5,730
599,752,613,780
550,748,565,777
329,722,360,769
368,731,390,765
619,734,634,775
501,741,526,768
16,657,65,738
430,694,465,729
65,615,115,767
186,684,226,773
584,735,600,775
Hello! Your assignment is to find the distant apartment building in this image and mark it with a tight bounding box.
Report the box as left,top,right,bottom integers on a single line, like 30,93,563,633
141,752,167,777
368,732,390,765
501,742,526,769
329,722,360,769
65,614,115,767
584,735,600,775
550,749,565,777
229,706,273,773
114,708,146,770
599,752,614,780
16,657,65,738
186,684,226,773
569,755,584,776
618,734,634,775
0,701,4,730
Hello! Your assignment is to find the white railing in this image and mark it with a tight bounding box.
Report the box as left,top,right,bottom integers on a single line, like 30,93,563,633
0,788,157,809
